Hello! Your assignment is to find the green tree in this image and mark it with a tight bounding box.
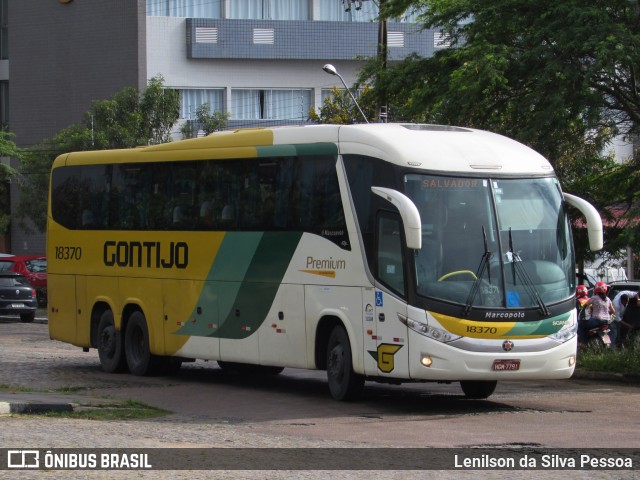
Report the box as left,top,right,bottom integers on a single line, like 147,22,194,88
0,131,22,234
15,76,180,233
180,102,230,138
309,86,376,124
372,0,640,156
140,75,181,145
90,75,179,148
365,0,640,262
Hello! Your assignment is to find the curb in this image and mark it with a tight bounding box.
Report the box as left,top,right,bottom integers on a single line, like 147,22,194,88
572,368,640,384
0,401,73,414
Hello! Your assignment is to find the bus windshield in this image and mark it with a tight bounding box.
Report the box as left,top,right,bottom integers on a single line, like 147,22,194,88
406,175,574,309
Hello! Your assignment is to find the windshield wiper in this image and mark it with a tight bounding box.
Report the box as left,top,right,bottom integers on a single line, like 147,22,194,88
508,228,550,316
464,226,492,316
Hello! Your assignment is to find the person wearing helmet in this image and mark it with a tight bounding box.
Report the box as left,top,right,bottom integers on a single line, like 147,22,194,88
577,281,615,346
576,285,589,313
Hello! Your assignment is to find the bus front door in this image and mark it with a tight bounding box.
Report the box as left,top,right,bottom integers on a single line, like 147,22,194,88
368,213,410,378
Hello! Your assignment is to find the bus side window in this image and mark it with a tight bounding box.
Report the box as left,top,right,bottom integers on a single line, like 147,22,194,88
376,213,405,297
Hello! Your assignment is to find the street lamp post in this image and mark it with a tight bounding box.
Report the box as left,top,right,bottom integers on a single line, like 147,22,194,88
322,64,369,124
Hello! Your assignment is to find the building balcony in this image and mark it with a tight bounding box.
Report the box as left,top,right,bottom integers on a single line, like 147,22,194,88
187,18,438,61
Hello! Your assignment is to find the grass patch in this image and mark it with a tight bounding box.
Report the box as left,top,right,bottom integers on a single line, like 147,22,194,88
0,384,34,393
43,400,170,421
54,386,87,394
577,344,640,376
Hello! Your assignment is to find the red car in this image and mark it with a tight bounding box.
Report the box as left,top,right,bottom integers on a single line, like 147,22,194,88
0,255,47,305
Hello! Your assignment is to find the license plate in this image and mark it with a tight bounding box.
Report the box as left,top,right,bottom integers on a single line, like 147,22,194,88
11,303,25,308
492,359,520,371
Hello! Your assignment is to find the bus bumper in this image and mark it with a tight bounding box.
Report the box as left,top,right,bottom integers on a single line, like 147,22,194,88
406,330,577,381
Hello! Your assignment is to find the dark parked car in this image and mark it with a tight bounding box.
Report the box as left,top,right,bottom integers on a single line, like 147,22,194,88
0,272,38,322
0,255,47,306
607,281,640,300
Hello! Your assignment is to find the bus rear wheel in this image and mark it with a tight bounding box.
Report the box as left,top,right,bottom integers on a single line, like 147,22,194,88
326,325,364,401
460,380,497,399
125,311,156,376
97,310,126,373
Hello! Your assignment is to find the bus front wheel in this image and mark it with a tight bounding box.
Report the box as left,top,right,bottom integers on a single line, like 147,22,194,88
326,325,364,401
125,311,155,376
97,310,126,373
460,380,497,399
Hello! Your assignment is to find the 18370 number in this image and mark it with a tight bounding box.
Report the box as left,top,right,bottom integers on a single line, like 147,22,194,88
55,246,82,260
466,325,498,334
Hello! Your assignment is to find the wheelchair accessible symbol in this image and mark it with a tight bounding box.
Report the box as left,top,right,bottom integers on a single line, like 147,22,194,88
375,291,383,307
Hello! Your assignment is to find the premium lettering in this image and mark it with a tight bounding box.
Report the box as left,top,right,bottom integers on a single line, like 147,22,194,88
306,256,346,270
103,241,188,269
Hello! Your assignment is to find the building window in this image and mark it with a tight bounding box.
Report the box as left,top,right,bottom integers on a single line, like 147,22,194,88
179,89,225,120
387,31,404,48
229,0,309,20
253,28,275,44
0,82,8,129
194,27,218,44
0,0,7,60
318,0,378,22
232,89,311,120
434,31,452,49
146,0,221,18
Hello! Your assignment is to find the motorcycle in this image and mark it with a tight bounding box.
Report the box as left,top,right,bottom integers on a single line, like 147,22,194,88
584,314,616,349
586,323,612,348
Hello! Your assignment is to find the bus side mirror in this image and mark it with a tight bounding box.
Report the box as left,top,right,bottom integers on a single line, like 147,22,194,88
563,192,603,252
372,187,422,250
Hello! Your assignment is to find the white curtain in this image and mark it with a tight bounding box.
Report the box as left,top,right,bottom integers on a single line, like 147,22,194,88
180,89,225,119
265,90,311,120
232,89,311,119
147,0,221,18
232,90,261,119
318,0,378,22
270,0,308,20
229,0,263,19
230,0,309,20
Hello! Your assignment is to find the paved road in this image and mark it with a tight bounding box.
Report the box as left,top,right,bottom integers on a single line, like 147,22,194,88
0,316,639,479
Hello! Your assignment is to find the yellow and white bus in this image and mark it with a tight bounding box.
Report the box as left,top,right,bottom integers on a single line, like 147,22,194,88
47,124,602,400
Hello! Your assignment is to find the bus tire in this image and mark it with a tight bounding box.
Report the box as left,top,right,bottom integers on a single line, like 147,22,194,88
97,310,126,373
124,311,155,376
460,380,497,399
326,325,364,401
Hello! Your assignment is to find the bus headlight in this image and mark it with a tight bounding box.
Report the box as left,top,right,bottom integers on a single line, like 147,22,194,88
549,321,577,343
399,314,461,343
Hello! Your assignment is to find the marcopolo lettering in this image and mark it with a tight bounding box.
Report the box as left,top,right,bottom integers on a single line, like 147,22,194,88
104,241,188,269
484,311,525,319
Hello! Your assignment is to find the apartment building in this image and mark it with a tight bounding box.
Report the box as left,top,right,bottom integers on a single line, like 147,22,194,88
5,0,439,253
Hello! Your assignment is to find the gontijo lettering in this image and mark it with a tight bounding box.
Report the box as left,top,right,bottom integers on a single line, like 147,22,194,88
103,241,188,269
